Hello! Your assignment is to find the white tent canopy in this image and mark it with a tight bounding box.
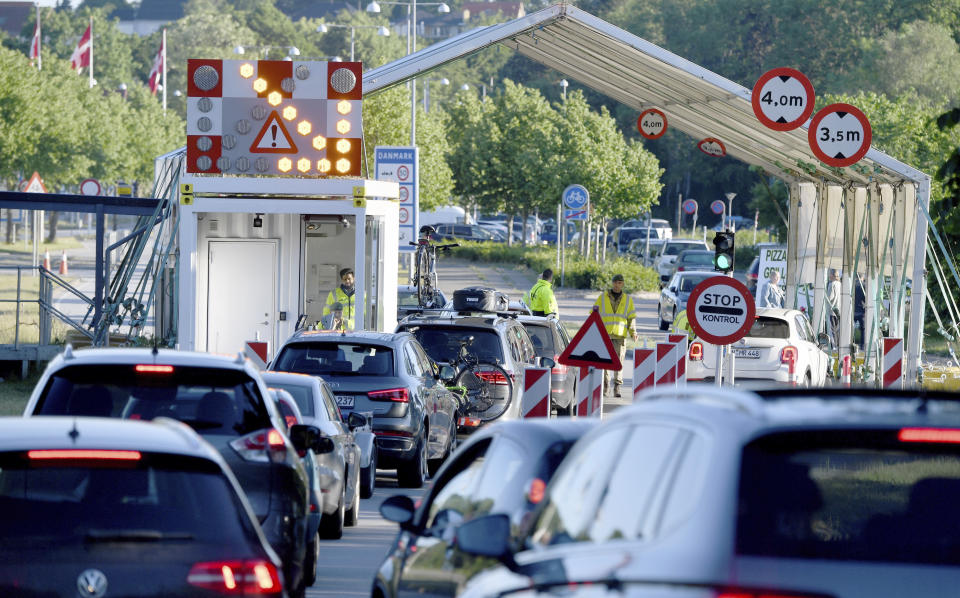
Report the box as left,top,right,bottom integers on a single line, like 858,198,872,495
362,3,931,383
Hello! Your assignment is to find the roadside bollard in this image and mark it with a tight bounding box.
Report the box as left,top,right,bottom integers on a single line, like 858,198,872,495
841,355,851,387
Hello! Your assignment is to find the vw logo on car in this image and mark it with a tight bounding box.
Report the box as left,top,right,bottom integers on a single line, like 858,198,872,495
77,569,108,598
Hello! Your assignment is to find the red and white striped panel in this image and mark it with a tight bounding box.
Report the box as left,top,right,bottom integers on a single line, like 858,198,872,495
667,334,688,385
522,367,551,418
883,337,903,389
576,367,603,417
186,59,363,177
633,348,655,399
655,342,677,386
244,340,269,370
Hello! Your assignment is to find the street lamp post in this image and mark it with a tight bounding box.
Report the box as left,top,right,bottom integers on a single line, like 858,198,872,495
725,192,737,231
367,0,450,146
560,78,568,100
316,23,391,62
423,76,449,112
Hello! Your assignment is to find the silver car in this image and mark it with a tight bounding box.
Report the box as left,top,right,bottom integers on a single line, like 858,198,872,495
657,271,715,330
654,239,710,284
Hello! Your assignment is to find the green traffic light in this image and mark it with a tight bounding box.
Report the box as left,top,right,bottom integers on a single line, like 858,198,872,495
715,254,732,270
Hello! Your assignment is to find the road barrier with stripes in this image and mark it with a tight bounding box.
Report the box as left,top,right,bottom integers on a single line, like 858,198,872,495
655,342,677,386
576,366,603,417
633,348,655,399
667,334,688,385
522,367,551,418
883,337,903,389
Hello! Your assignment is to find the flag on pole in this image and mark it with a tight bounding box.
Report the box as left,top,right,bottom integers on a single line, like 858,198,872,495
70,23,92,72
147,33,164,95
29,8,41,70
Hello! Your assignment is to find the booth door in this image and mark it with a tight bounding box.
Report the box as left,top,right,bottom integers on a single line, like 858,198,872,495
207,240,278,356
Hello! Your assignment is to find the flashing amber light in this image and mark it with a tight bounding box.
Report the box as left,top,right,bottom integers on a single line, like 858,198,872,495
28,449,141,461
297,157,311,173
267,91,282,106
336,119,351,134
317,158,331,173
282,105,297,121
278,157,293,172
297,120,312,136
337,100,352,115
336,138,351,153
899,428,960,444
239,63,255,79
689,341,703,361
528,478,546,504
312,135,327,150
135,364,174,374
335,158,351,173
252,78,267,93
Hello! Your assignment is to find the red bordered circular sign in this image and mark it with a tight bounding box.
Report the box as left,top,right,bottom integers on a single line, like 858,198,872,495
808,103,872,168
686,276,756,345
637,108,667,139
698,137,726,157
752,67,815,131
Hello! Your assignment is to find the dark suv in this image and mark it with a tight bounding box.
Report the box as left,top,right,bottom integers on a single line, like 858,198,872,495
396,311,540,432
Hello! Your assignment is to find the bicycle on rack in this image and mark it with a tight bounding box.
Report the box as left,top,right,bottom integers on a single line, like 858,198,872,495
445,336,514,423
410,225,458,309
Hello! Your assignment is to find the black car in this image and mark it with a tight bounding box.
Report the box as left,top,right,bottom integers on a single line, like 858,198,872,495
270,330,459,488
373,418,596,598
517,315,576,415
0,416,301,597
23,348,317,598
398,284,449,317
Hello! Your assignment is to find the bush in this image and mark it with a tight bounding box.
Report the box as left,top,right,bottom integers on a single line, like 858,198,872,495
450,242,660,292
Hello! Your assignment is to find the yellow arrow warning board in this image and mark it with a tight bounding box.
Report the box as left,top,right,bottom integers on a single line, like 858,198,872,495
250,111,298,154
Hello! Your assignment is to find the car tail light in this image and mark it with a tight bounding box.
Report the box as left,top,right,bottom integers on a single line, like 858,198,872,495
899,428,960,444
135,364,174,374
678,266,686,272
458,416,481,427
527,478,546,504
715,590,828,598
187,560,282,595
780,346,798,364
551,356,568,376
476,370,509,385
230,428,287,463
283,415,298,429
689,341,703,361
27,449,141,461
368,388,409,402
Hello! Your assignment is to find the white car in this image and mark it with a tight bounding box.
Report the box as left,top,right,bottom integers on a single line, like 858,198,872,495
687,307,831,385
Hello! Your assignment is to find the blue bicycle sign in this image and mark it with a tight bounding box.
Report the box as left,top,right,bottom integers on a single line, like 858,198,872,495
562,184,589,210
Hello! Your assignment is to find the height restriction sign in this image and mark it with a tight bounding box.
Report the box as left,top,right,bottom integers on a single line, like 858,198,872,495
751,67,815,131
686,276,755,345
637,108,667,139
808,103,872,168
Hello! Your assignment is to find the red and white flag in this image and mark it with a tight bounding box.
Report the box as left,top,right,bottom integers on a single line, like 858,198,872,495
28,11,41,69
147,34,164,95
70,24,92,72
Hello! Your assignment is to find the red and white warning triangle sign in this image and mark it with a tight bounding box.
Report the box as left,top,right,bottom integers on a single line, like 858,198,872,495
23,172,47,193
250,111,298,154
557,309,621,371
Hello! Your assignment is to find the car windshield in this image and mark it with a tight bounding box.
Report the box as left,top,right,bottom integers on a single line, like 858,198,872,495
32,365,269,436
680,252,714,265
737,430,960,565
748,316,790,339
273,343,395,377
264,382,315,417
678,274,712,292
0,453,251,544
523,324,555,357
400,326,504,365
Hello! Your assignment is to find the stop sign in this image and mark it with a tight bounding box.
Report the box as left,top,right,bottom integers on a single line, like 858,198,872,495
686,276,755,345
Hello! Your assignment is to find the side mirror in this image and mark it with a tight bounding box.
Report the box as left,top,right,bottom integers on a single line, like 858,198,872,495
347,411,367,430
537,357,555,369
669,286,678,294
454,513,517,570
290,424,334,454
817,332,831,349
380,494,417,530
439,365,457,382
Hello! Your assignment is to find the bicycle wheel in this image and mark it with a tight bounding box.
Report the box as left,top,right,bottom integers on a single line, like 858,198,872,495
453,362,514,422
417,250,433,307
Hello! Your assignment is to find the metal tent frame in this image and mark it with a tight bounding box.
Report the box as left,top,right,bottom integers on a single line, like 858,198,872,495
362,2,932,383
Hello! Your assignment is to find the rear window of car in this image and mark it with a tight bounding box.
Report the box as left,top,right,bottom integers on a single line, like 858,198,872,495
0,453,253,544
398,290,420,307
664,243,703,256
273,343,395,377
747,316,790,339
523,324,555,357
265,382,315,417
399,326,504,365
736,430,960,565
678,274,712,292
33,365,270,436
680,252,714,265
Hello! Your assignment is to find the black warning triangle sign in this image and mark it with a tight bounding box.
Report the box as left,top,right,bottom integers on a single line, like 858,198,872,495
557,308,622,371
250,110,298,154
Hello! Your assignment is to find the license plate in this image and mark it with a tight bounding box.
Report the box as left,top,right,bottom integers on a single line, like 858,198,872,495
335,395,355,408
732,348,761,359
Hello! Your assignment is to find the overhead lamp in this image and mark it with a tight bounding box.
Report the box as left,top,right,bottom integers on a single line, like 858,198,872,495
288,46,301,56
461,83,470,91
440,77,450,85
316,24,329,33
378,26,391,36
437,2,451,12
366,1,381,12
233,45,245,55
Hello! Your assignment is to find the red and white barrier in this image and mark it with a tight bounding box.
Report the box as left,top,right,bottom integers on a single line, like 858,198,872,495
576,367,603,417
632,348,655,400
655,342,676,386
244,341,269,370
668,334,688,385
522,367,551,418
883,337,903,389
841,355,851,387
59,251,68,275
42,251,50,271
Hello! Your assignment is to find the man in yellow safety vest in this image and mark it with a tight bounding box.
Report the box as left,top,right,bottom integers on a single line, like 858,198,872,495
593,273,637,397
524,269,559,317
323,268,356,330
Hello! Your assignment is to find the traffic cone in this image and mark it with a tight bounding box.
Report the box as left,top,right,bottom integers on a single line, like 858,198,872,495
42,251,50,271
59,251,68,275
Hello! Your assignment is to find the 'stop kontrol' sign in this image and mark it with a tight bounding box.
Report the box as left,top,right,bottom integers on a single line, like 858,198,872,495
686,276,756,345
186,59,363,177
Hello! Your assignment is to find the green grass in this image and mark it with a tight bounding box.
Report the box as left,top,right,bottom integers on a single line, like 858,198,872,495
0,371,40,415
0,274,72,345
0,238,84,255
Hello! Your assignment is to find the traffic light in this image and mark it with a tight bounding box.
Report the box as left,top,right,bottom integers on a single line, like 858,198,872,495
713,231,735,272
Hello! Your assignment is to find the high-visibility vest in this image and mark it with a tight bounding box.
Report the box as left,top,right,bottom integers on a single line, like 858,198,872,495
671,309,695,338
526,279,558,315
593,291,636,338
323,287,356,329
